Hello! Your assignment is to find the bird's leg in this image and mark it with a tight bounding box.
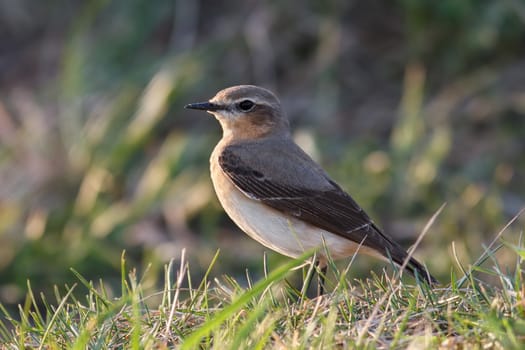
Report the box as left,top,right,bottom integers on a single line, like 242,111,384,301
316,261,327,296
303,258,317,296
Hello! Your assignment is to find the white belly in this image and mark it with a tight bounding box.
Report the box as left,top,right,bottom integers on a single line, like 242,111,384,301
210,153,376,263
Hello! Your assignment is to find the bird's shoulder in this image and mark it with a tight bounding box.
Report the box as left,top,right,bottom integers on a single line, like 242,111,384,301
219,136,335,192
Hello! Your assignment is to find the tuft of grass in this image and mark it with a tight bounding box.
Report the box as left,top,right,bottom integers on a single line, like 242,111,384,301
1,216,525,349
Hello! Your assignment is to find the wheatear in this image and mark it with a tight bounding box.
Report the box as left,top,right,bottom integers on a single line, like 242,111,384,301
186,85,437,291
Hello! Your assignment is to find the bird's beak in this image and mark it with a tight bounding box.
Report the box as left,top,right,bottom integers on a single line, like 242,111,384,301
184,101,223,111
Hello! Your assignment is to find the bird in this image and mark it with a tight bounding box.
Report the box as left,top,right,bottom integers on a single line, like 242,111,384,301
185,85,437,293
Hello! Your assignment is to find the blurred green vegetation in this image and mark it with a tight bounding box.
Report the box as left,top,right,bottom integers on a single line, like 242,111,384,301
0,0,524,313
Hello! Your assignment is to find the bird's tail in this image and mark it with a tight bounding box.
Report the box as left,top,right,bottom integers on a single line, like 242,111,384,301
368,224,438,285
403,255,439,285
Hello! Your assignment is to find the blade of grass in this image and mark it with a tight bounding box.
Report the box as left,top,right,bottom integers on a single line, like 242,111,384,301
229,298,272,349
399,202,446,282
38,284,77,350
457,207,525,288
165,248,188,337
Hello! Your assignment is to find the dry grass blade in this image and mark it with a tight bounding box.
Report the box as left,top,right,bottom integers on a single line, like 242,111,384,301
398,202,446,282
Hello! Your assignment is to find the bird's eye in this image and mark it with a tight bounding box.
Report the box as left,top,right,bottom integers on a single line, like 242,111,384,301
237,100,255,111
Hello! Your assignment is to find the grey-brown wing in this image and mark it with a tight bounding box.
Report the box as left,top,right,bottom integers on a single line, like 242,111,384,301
218,143,437,284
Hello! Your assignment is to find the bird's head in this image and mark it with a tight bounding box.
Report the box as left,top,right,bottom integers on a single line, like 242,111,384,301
185,85,290,140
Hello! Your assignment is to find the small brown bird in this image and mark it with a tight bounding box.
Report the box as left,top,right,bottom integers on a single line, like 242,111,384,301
186,85,437,292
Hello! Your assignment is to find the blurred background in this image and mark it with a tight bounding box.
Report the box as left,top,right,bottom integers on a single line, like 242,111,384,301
1,0,524,311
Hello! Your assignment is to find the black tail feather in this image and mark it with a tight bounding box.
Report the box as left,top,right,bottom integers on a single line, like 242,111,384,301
405,256,439,285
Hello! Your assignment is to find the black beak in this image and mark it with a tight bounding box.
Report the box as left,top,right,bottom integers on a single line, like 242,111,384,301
184,101,223,111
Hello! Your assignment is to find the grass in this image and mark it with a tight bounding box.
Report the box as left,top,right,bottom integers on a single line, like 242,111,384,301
1,0,524,317
1,2,524,348
1,216,524,349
